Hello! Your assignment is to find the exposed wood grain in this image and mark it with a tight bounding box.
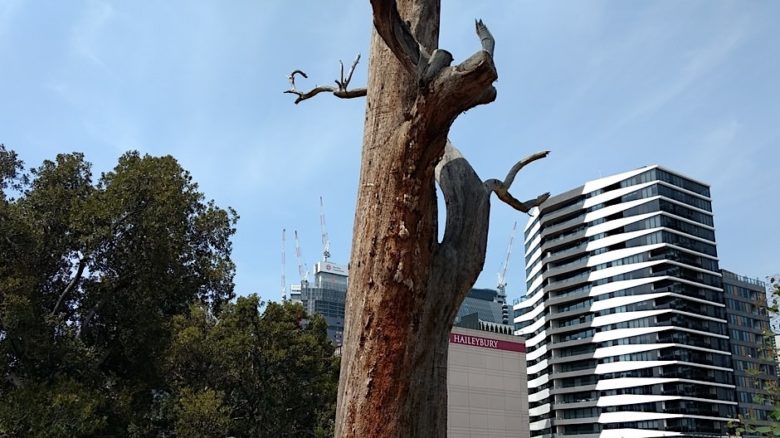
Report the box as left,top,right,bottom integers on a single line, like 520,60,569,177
285,1,548,436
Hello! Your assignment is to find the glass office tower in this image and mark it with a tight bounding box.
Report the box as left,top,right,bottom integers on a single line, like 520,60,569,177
455,288,509,325
514,165,736,437
291,261,348,346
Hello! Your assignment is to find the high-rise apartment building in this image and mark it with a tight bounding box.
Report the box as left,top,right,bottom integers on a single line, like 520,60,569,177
514,165,736,437
722,270,775,433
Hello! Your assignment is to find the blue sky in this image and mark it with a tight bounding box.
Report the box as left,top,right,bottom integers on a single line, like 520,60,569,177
2,1,778,303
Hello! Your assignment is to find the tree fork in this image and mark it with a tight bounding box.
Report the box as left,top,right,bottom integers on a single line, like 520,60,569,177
286,1,549,436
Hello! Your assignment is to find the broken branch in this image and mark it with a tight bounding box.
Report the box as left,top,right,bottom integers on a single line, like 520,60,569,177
433,142,492,299
502,150,549,189
51,256,86,316
284,54,367,104
475,19,495,56
489,188,550,214
485,151,550,213
370,0,423,74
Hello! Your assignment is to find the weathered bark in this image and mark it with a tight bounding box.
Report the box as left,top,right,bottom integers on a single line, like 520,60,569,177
335,1,537,436
286,1,548,436
336,138,547,437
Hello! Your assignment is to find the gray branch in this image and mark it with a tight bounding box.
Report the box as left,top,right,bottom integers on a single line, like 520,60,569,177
370,0,423,74
368,1,497,98
485,151,550,213
338,54,362,90
284,55,367,104
432,141,549,319
431,142,491,321
475,19,495,56
419,49,453,86
51,256,86,316
77,297,106,340
487,187,551,214
502,151,549,189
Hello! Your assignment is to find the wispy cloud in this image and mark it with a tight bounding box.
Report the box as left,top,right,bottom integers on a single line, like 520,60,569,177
6,1,778,297
69,0,114,70
83,115,142,154
615,15,748,130
688,118,745,185
0,0,23,39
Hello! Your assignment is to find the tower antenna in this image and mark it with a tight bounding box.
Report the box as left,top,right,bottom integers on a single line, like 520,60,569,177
281,228,287,301
320,196,331,262
294,230,309,286
497,221,518,299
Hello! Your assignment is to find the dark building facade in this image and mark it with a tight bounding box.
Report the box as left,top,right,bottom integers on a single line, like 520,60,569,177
291,261,348,345
455,288,508,324
514,165,736,438
722,269,776,433
293,272,510,345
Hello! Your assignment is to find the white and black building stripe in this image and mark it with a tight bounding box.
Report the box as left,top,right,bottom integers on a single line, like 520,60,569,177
514,165,736,438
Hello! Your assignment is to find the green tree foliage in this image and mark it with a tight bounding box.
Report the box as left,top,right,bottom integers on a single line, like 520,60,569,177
0,145,338,436
0,145,238,434
733,281,780,437
174,388,232,437
167,297,339,437
754,281,780,437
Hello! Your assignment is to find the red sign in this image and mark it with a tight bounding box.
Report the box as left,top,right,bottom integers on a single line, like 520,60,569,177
449,333,526,353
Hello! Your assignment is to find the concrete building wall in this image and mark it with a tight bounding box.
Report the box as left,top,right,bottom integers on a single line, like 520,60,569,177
448,326,529,438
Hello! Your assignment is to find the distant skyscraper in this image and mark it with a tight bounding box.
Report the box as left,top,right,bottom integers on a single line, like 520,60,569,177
515,165,736,437
291,261,348,345
293,271,511,345
455,288,508,325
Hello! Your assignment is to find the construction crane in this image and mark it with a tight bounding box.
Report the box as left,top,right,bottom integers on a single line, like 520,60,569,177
294,230,309,286
496,221,518,299
320,196,331,262
281,228,287,301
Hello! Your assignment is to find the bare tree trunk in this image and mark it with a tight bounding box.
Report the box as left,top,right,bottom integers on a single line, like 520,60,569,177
285,1,548,436
337,1,503,436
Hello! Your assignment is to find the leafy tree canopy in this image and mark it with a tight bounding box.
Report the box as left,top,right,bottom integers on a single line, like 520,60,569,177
0,145,338,436
168,297,338,437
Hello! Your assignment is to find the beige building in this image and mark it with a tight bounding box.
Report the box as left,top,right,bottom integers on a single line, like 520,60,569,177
448,326,529,438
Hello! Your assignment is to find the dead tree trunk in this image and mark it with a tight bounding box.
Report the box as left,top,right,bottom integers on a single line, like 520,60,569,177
286,1,548,436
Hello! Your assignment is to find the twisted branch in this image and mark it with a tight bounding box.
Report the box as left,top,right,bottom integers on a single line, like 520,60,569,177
432,142,550,302
369,0,422,74
485,151,550,213
51,256,86,316
284,54,367,104
50,202,148,317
